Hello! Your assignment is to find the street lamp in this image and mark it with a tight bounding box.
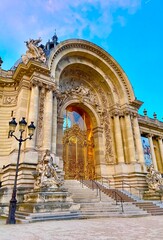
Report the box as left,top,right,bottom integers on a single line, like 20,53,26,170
6,117,36,224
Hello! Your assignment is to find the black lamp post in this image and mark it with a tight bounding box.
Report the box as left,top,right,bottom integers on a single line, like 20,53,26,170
6,117,35,224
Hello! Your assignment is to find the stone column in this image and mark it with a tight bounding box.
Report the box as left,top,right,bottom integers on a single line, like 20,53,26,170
132,113,144,164
124,111,136,163
93,127,106,176
42,89,53,150
56,117,64,158
158,137,163,169
148,134,158,171
26,85,39,149
51,95,57,154
113,112,125,163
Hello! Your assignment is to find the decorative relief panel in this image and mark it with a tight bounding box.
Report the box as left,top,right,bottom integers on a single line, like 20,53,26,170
36,88,46,148
57,79,103,116
102,110,114,164
2,95,17,105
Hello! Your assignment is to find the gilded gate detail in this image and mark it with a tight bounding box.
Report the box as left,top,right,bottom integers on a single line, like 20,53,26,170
63,124,95,179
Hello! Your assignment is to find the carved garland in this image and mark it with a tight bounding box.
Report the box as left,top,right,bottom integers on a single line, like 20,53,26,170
93,80,114,163
36,87,46,148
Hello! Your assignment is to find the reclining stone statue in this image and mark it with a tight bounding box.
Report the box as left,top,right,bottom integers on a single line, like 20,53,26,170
32,150,63,189
146,164,163,192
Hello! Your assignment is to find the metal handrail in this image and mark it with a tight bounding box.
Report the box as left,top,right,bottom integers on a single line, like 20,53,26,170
80,179,124,213
94,176,143,199
121,181,143,199
95,181,124,212
113,190,124,212
81,179,102,201
94,175,111,187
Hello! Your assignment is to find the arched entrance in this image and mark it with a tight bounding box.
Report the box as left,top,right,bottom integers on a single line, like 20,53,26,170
63,105,95,180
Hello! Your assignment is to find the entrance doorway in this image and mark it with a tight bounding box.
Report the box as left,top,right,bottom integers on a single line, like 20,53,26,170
63,105,95,179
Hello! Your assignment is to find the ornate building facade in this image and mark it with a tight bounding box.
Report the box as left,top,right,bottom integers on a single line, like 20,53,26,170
0,35,163,202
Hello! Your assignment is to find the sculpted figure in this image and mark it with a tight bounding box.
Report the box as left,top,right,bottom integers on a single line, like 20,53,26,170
146,164,163,191
75,84,90,96
33,150,63,189
22,38,46,64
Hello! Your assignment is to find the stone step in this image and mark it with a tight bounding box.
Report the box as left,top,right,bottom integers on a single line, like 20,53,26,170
133,202,163,215
15,211,82,223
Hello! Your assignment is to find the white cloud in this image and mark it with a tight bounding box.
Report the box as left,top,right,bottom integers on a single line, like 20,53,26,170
0,0,141,69
0,0,141,40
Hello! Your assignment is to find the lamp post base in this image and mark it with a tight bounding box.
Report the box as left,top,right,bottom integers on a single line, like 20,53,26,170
6,198,17,224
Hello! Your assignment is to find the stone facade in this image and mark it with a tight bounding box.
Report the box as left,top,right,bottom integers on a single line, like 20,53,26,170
0,37,163,203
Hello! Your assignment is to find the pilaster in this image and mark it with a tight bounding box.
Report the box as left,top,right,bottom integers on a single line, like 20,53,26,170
51,95,58,154
113,112,125,164
124,111,136,163
157,137,163,171
42,89,53,150
148,134,158,171
26,84,39,149
56,117,64,158
92,126,106,176
132,113,145,165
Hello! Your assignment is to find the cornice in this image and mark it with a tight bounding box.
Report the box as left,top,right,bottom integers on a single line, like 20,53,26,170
130,99,144,110
13,60,50,83
138,114,163,132
0,69,15,87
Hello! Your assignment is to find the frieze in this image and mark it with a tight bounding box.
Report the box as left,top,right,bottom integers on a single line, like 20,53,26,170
30,78,57,92
57,82,103,115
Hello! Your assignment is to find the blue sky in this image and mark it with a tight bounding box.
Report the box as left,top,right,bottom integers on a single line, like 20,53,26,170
0,0,162,120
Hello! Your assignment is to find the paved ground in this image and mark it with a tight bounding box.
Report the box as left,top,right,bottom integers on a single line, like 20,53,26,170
0,216,163,240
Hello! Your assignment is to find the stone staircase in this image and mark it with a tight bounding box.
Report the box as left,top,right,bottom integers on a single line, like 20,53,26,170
14,180,149,223
134,202,163,215
15,211,81,223
82,180,163,216
63,180,148,218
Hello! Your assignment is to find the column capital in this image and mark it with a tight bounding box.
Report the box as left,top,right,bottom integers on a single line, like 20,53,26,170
124,110,130,116
57,117,64,125
132,112,138,118
92,126,103,134
30,78,57,92
123,110,135,117
147,133,153,138
156,136,163,141
30,79,39,87
111,110,120,117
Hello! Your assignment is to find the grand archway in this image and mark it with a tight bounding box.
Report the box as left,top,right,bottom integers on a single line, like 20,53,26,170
63,105,95,179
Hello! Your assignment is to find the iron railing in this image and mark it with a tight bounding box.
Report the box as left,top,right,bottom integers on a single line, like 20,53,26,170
80,179,124,212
